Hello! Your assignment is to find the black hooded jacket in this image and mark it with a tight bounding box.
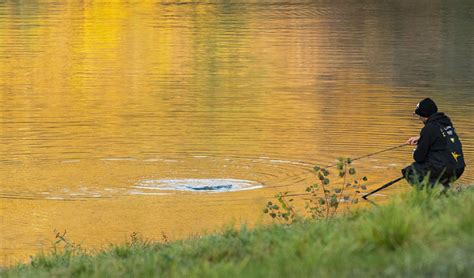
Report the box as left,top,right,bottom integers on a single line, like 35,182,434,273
414,112,465,171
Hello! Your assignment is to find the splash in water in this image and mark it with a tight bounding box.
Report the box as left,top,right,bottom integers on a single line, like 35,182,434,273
133,178,263,193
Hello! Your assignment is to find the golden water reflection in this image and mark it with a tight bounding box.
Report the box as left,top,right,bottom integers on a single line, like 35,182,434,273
1,1,473,265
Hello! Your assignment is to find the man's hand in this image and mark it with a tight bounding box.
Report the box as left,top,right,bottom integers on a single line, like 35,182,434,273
406,136,420,146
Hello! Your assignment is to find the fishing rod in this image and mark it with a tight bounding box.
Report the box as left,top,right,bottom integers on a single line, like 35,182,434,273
261,143,409,190
323,143,409,169
198,143,412,204
183,143,416,204
361,176,404,200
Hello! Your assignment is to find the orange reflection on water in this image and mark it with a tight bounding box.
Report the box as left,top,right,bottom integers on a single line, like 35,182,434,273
1,1,473,265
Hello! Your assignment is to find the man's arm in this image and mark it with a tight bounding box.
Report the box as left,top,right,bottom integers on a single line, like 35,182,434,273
413,125,434,163
406,136,420,145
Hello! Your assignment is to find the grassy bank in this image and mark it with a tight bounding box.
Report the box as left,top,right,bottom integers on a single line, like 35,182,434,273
2,187,473,277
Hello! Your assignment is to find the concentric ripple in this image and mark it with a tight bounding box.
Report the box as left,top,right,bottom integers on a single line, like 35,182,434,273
0,154,317,201
133,178,263,193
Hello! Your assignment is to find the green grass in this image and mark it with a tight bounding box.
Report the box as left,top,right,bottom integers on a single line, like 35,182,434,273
2,187,473,278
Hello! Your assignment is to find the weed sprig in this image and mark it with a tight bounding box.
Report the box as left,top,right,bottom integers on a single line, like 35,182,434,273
265,157,369,222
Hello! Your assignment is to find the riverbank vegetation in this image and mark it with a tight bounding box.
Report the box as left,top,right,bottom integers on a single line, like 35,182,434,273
2,183,473,277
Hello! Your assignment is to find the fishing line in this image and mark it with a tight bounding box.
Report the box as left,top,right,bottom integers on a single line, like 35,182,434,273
260,143,409,190
131,142,463,205
2,144,410,202
322,143,408,169
186,143,413,203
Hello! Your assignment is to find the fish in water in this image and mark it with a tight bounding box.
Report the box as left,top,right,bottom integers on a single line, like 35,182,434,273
185,184,232,191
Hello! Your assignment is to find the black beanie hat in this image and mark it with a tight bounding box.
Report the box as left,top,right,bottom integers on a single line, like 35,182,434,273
414,98,438,117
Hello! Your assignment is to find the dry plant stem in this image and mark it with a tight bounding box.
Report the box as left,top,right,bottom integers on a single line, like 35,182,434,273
350,188,359,205
333,164,347,216
55,230,73,247
279,194,296,224
275,216,284,225
285,199,296,221
320,180,330,220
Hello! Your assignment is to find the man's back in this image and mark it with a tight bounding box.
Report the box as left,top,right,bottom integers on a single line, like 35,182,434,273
414,112,465,171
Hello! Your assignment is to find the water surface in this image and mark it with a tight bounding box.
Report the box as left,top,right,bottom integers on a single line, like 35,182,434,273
1,0,473,265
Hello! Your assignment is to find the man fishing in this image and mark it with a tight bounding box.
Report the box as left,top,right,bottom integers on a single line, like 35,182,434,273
403,98,466,188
